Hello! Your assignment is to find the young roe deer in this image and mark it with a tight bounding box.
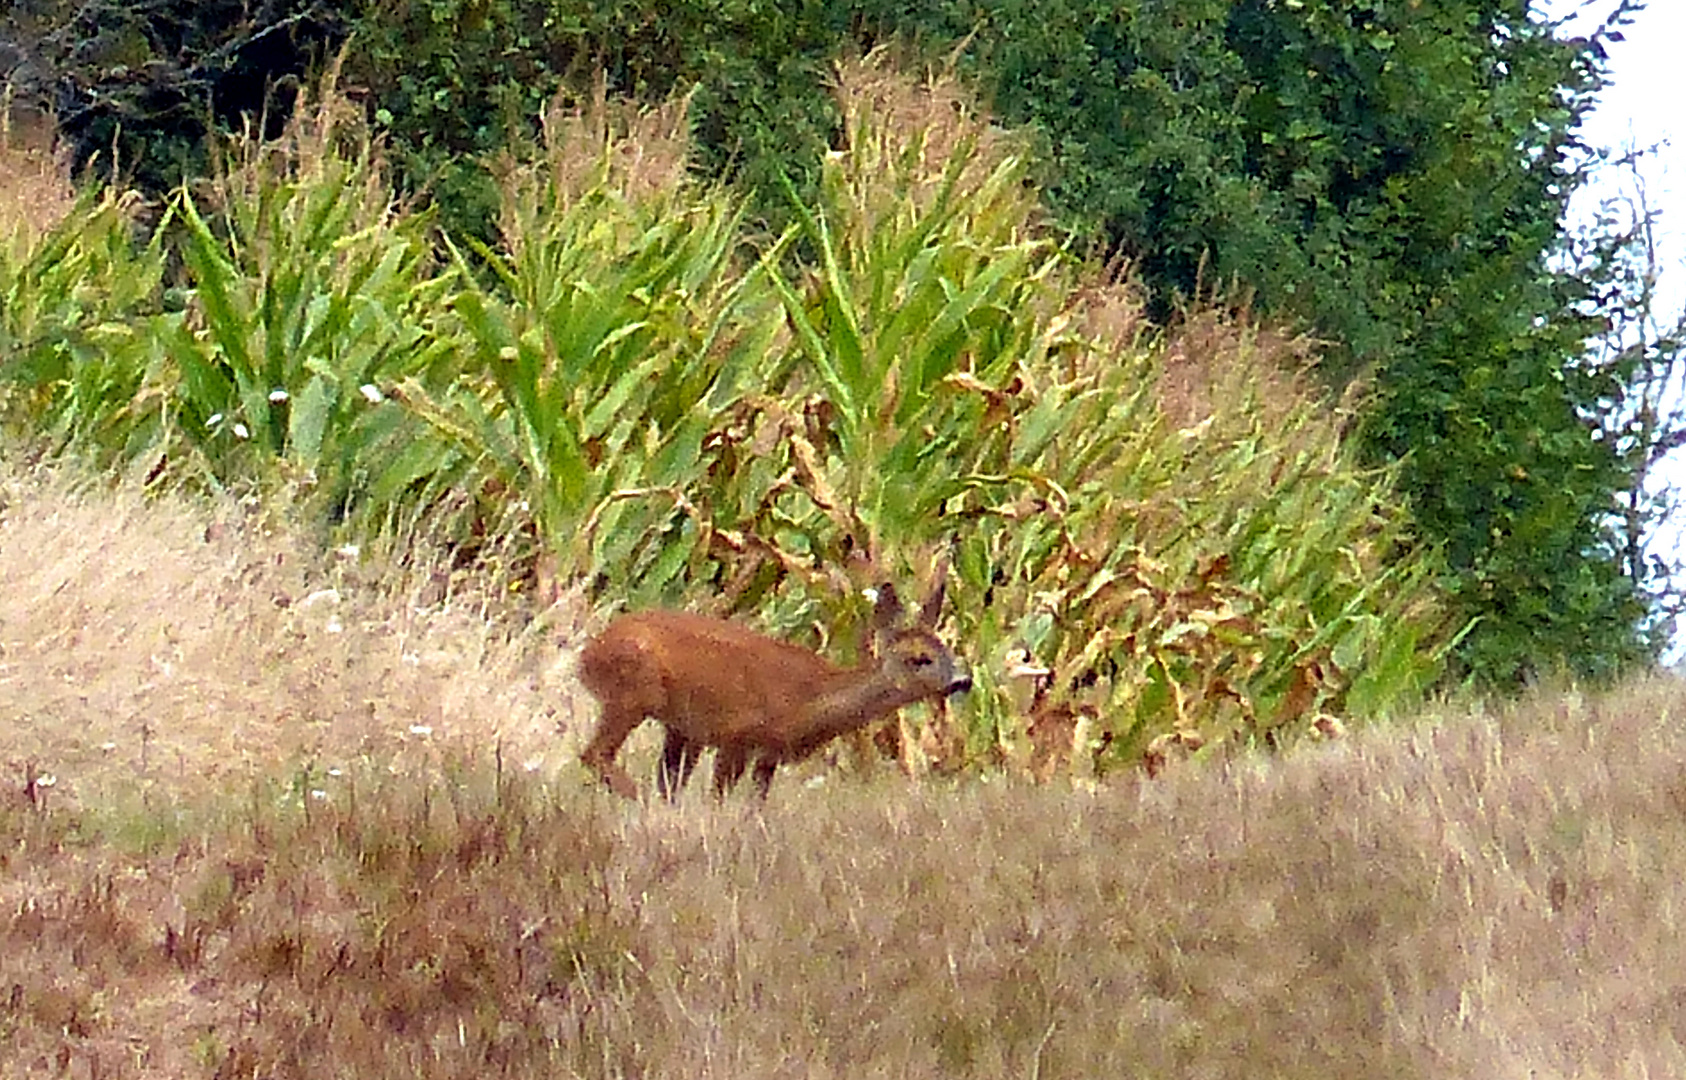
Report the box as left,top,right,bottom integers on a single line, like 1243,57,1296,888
578,570,972,800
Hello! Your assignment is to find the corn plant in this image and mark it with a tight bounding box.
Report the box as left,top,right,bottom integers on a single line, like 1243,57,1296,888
731,60,1454,770
755,63,1057,564
961,311,1458,774
399,98,785,607
155,88,463,517
0,187,169,464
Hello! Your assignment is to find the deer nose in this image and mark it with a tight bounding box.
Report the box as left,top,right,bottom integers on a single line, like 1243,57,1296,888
946,658,973,696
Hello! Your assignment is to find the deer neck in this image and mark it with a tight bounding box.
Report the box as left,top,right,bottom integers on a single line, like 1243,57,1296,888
801,664,922,742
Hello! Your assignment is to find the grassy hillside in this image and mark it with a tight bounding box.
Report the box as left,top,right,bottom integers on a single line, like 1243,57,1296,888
2,470,1683,1078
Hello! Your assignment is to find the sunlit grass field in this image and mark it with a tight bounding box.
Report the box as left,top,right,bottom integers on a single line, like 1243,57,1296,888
3,470,1684,1078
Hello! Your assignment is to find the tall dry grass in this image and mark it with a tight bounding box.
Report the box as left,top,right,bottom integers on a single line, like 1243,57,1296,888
0,107,74,251
0,464,591,807
2,470,1683,1078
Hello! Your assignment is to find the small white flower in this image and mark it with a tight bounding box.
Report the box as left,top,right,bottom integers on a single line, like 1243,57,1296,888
325,616,343,634
408,724,434,737
100,741,118,752
359,384,384,404
207,413,224,428
327,768,343,778
335,544,361,560
34,774,57,789
310,789,328,801
269,388,289,403
233,422,250,440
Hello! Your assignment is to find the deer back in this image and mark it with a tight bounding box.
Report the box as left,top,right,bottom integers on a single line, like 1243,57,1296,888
579,610,846,745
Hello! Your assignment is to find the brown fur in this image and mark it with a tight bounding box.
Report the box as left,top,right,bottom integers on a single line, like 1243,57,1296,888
579,578,971,800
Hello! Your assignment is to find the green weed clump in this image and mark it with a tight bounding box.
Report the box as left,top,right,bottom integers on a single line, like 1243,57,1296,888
0,56,1450,771
0,176,164,462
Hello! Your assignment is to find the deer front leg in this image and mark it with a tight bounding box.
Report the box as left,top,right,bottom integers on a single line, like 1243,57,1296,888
657,729,703,800
581,705,643,800
751,755,780,800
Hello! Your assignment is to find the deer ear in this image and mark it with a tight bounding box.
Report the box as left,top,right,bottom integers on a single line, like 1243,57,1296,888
918,553,951,628
871,582,905,629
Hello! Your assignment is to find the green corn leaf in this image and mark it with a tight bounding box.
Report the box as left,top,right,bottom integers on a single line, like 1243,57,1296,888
288,373,333,469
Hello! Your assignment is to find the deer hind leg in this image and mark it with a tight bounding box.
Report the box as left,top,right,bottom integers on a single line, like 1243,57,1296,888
713,744,749,798
581,704,644,799
657,729,703,801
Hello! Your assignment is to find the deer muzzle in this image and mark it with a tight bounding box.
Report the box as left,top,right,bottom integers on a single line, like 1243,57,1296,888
945,658,974,697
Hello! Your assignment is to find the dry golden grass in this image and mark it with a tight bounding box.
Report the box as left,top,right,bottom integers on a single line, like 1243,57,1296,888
2,468,1685,1078
0,464,592,806
0,108,75,251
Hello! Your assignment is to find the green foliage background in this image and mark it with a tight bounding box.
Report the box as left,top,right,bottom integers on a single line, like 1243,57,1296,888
0,62,1452,772
0,0,1651,684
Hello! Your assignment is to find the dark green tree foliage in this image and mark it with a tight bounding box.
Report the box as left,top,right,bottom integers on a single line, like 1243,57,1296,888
0,0,344,191
1228,0,1641,684
342,0,850,240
